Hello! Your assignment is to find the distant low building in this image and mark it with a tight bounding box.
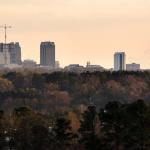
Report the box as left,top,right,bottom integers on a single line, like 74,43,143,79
3,64,22,69
126,63,140,71
64,62,106,73
64,64,84,72
23,59,36,68
85,61,105,72
55,61,60,68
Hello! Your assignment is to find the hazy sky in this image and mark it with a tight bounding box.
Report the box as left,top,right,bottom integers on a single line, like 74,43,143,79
0,0,150,68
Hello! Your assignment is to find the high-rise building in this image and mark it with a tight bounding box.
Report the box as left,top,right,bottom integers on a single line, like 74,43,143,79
0,43,10,65
126,63,140,71
0,42,21,65
40,41,55,68
8,42,21,64
114,52,126,71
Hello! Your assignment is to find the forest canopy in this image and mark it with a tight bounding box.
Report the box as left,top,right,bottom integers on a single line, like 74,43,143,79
0,71,150,113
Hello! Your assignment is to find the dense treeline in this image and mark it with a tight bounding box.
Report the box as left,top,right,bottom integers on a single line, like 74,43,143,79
0,100,150,150
0,71,150,113
0,71,150,149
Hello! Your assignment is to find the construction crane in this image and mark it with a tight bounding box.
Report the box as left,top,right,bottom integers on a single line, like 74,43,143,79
0,24,12,64
0,24,12,44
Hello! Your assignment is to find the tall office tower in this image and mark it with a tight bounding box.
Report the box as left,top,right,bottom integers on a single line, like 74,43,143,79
0,42,21,65
0,43,10,65
40,41,55,68
114,52,126,71
8,42,21,64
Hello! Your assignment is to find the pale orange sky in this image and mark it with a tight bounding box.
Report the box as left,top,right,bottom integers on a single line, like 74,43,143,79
0,0,150,68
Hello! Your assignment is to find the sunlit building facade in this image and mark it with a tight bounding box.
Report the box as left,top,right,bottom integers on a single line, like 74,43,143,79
114,52,126,71
40,41,55,68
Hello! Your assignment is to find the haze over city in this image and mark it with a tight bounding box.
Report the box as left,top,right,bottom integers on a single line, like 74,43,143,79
0,0,150,68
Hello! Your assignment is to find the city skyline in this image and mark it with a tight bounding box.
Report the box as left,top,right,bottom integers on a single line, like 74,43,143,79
0,0,150,68
0,40,146,69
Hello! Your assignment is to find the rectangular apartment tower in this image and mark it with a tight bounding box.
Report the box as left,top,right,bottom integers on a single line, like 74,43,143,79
114,52,126,71
0,42,21,65
9,42,21,64
40,41,55,68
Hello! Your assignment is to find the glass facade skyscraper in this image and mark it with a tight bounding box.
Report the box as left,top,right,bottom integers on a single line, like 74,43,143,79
114,52,126,71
